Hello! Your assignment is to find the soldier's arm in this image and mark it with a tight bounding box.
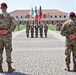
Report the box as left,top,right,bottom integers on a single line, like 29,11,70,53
8,16,16,32
29,25,30,30
60,22,69,37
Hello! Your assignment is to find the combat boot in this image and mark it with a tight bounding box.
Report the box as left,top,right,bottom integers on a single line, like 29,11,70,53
64,63,70,71
73,63,76,71
0,63,3,72
7,63,15,72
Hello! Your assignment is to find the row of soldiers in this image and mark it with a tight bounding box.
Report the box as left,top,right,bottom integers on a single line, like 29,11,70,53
26,23,48,38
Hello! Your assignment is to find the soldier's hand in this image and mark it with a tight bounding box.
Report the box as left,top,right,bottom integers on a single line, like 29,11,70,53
69,34,75,40
0,30,8,35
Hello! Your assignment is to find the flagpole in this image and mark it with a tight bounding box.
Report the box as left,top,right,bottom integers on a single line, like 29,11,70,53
38,9,39,26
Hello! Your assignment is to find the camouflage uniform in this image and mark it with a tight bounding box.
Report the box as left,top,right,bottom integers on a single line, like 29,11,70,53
44,24,48,37
39,25,43,38
56,22,61,31
35,25,39,38
30,25,34,38
26,24,30,37
0,12,16,63
60,19,76,64
60,22,63,30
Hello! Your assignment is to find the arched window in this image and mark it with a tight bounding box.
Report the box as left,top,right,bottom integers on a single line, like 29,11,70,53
64,15,66,18
21,16,23,18
50,15,52,18
59,15,61,18
55,15,57,18
16,16,18,18
56,20,58,23
52,21,54,24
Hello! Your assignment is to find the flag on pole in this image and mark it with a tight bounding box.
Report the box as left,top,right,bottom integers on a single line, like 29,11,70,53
39,6,42,19
31,7,34,18
35,6,37,14
35,6,38,21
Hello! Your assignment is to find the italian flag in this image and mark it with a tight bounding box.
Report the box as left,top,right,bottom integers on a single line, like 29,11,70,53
31,8,34,18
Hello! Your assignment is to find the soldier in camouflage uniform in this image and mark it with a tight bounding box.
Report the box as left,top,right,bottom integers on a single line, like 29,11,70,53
39,24,43,38
35,24,39,38
26,21,30,38
30,24,34,38
0,3,16,72
60,21,63,30
44,24,48,37
56,21,61,31
61,12,76,71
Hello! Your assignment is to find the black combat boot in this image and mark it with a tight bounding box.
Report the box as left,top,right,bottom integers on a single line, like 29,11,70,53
0,63,3,72
73,63,76,71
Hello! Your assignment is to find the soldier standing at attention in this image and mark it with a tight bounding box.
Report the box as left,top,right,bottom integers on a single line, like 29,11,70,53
39,24,43,38
26,21,30,38
35,24,39,38
30,24,34,38
56,21,61,31
60,21,63,31
61,12,76,71
44,24,48,37
0,3,16,72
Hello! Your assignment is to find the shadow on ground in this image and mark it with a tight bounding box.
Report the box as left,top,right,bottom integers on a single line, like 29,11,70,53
0,71,29,75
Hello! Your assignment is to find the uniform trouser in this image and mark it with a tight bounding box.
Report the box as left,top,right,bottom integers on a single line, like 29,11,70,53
40,31,43,37
65,44,76,64
26,31,29,37
44,30,47,37
35,31,38,37
31,31,34,37
0,38,12,63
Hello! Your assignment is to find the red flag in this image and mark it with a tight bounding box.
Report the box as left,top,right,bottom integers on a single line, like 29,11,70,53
35,14,38,20
39,6,42,19
35,6,42,24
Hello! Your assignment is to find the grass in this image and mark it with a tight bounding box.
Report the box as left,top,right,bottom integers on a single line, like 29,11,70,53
15,25,26,31
48,24,56,31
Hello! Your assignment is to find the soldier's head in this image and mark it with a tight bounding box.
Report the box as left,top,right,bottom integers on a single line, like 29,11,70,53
0,2,7,12
45,24,47,26
69,12,75,20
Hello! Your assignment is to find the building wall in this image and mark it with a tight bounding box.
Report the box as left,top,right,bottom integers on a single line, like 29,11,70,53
13,13,68,25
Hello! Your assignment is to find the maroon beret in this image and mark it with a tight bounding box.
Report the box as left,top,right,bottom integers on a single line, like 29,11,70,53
69,12,75,17
1,2,7,8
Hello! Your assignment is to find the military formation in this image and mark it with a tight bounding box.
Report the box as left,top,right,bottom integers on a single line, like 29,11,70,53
0,2,76,73
26,22,48,38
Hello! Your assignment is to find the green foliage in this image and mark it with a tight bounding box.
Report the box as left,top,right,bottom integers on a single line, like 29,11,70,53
15,25,26,31
48,24,56,31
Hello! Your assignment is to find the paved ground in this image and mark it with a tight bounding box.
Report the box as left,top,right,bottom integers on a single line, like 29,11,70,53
0,30,76,75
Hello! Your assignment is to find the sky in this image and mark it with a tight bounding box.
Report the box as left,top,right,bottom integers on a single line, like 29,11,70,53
0,0,75,13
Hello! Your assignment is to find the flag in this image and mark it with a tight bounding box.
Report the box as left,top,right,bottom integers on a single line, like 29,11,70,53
35,6,37,14
39,6,42,19
35,6,38,21
31,7,34,18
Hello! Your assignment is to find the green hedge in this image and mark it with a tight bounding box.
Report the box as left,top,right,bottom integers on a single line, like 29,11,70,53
48,24,56,31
